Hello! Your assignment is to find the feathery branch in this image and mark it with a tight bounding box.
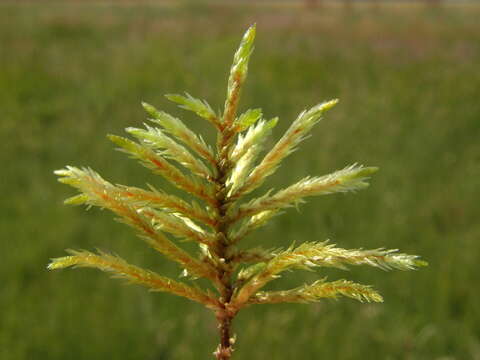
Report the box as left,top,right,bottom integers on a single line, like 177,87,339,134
54,167,216,280
230,164,378,222
223,24,256,130
127,125,213,180
226,118,278,197
108,135,216,205
232,240,426,308
234,100,338,198
216,25,257,170
142,102,216,167
165,93,221,129
117,184,215,227
48,250,219,308
229,117,278,164
139,208,216,246
264,241,429,272
249,279,383,305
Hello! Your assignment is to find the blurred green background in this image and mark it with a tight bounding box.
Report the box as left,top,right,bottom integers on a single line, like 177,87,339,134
1,1,479,359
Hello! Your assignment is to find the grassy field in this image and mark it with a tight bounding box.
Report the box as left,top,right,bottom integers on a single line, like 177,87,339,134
1,2,479,359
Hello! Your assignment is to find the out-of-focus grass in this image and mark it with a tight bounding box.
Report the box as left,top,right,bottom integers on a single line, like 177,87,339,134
0,2,479,359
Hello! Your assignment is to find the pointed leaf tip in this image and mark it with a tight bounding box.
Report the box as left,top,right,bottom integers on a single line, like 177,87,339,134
142,102,159,118
325,98,339,108
107,134,123,146
54,169,68,176
358,166,379,177
47,256,75,270
245,24,256,41
269,117,279,127
415,259,429,267
233,24,256,70
313,99,339,114
164,94,182,102
64,194,89,205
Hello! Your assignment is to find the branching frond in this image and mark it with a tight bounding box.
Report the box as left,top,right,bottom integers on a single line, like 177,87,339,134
48,250,219,308
54,167,216,280
230,164,378,222
223,24,256,129
248,279,383,305
139,208,215,246
52,26,427,360
107,135,216,205
142,102,216,167
232,240,425,308
116,184,215,227
165,93,220,129
126,125,213,180
265,241,428,272
234,100,338,198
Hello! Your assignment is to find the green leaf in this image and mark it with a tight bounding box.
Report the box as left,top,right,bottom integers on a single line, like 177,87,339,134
223,24,256,127
142,102,215,166
236,108,262,131
165,93,219,126
235,99,339,197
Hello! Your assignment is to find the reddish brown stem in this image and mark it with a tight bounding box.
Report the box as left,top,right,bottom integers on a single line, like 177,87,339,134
215,311,235,360
213,222,236,359
211,137,237,359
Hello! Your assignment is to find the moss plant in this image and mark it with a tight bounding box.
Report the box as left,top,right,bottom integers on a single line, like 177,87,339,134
49,25,427,359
